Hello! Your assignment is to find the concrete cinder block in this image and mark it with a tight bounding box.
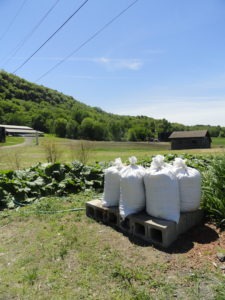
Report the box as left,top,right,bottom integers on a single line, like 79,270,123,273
86,199,120,227
148,218,177,247
107,206,120,227
129,212,150,240
119,215,133,234
177,209,204,235
86,199,107,223
130,212,178,247
86,200,204,248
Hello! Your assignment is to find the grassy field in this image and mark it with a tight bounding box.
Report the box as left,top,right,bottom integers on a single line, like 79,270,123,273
0,192,224,299
211,137,225,148
0,136,24,147
0,136,225,170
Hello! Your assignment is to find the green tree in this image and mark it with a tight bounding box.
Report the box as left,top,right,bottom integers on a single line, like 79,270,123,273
92,120,109,140
127,128,137,141
7,112,31,126
127,126,148,141
79,117,108,140
219,128,225,137
32,111,53,132
66,120,79,139
72,108,89,124
109,120,123,140
54,118,67,138
0,107,4,123
79,118,95,139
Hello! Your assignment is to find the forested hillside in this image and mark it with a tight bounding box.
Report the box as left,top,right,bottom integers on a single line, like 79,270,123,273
0,70,224,140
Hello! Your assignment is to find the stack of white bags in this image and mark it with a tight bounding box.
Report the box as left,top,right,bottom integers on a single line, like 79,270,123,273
102,155,201,223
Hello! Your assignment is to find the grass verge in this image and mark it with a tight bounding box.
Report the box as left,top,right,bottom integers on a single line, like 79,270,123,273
0,136,24,147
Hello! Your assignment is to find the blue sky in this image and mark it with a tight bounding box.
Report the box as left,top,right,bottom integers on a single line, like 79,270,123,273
0,0,225,126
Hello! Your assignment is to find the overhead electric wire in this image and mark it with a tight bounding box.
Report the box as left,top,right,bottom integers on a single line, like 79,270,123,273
36,0,140,82
0,0,28,42
13,0,89,74
1,0,61,69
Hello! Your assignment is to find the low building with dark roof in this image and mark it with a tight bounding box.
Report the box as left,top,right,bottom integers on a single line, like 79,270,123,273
0,125,44,138
169,130,211,150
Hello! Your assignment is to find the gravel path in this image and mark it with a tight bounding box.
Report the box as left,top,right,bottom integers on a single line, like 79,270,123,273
0,137,35,149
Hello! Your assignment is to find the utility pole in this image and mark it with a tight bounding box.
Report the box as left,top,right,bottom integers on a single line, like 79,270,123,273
35,131,39,145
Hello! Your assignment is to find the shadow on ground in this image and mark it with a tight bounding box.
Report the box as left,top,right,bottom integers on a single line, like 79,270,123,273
167,222,219,254
126,221,219,254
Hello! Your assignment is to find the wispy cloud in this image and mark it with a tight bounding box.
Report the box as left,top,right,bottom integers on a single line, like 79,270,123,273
110,96,225,126
95,57,143,71
14,55,143,71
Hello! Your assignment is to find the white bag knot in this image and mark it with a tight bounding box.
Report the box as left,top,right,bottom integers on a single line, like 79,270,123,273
113,157,123,170
150,154,165,170
173,157,187,170
129,156,137,165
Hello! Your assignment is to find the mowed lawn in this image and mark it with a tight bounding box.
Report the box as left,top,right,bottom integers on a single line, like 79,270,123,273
0,136,224,170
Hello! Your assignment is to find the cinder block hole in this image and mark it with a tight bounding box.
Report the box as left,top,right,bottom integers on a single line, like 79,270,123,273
120,218,130,230
108,212,117,224
86,206,95,218
96,209,104,220
150,228,163,243
134,223,145,236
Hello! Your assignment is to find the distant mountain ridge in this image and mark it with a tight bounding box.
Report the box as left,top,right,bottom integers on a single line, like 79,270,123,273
0,70,224,140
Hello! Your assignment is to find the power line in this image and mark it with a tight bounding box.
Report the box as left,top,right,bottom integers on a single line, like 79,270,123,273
13,0,89,74
36,0,140,82
1,0,61,69
0,0,28,42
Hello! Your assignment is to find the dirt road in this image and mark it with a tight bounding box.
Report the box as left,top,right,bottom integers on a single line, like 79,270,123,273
0,137,35,150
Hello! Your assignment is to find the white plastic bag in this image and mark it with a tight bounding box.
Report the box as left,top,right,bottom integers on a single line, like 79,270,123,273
119,156,146,219
173,158,201,212
144,155,180,223
102,158,124,207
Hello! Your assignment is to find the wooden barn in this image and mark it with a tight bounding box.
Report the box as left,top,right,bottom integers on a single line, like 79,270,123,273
169,130,211,150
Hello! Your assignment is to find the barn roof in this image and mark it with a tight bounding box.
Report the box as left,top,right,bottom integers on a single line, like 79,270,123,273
169,130,210,139
6,129,38,134
0,125,44,135
0,124,32,130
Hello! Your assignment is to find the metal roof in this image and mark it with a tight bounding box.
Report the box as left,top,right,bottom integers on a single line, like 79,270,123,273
0,124,32,130
6,129,38,134
169,130,210,139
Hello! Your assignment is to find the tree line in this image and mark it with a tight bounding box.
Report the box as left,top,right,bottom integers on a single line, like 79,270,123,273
0,70,224,141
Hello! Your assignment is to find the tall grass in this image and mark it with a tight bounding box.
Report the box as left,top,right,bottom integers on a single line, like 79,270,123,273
202,154,225,228
42,140,62,163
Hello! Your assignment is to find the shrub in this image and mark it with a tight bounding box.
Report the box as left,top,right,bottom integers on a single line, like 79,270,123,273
76,140,93,164
42,140,61,163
